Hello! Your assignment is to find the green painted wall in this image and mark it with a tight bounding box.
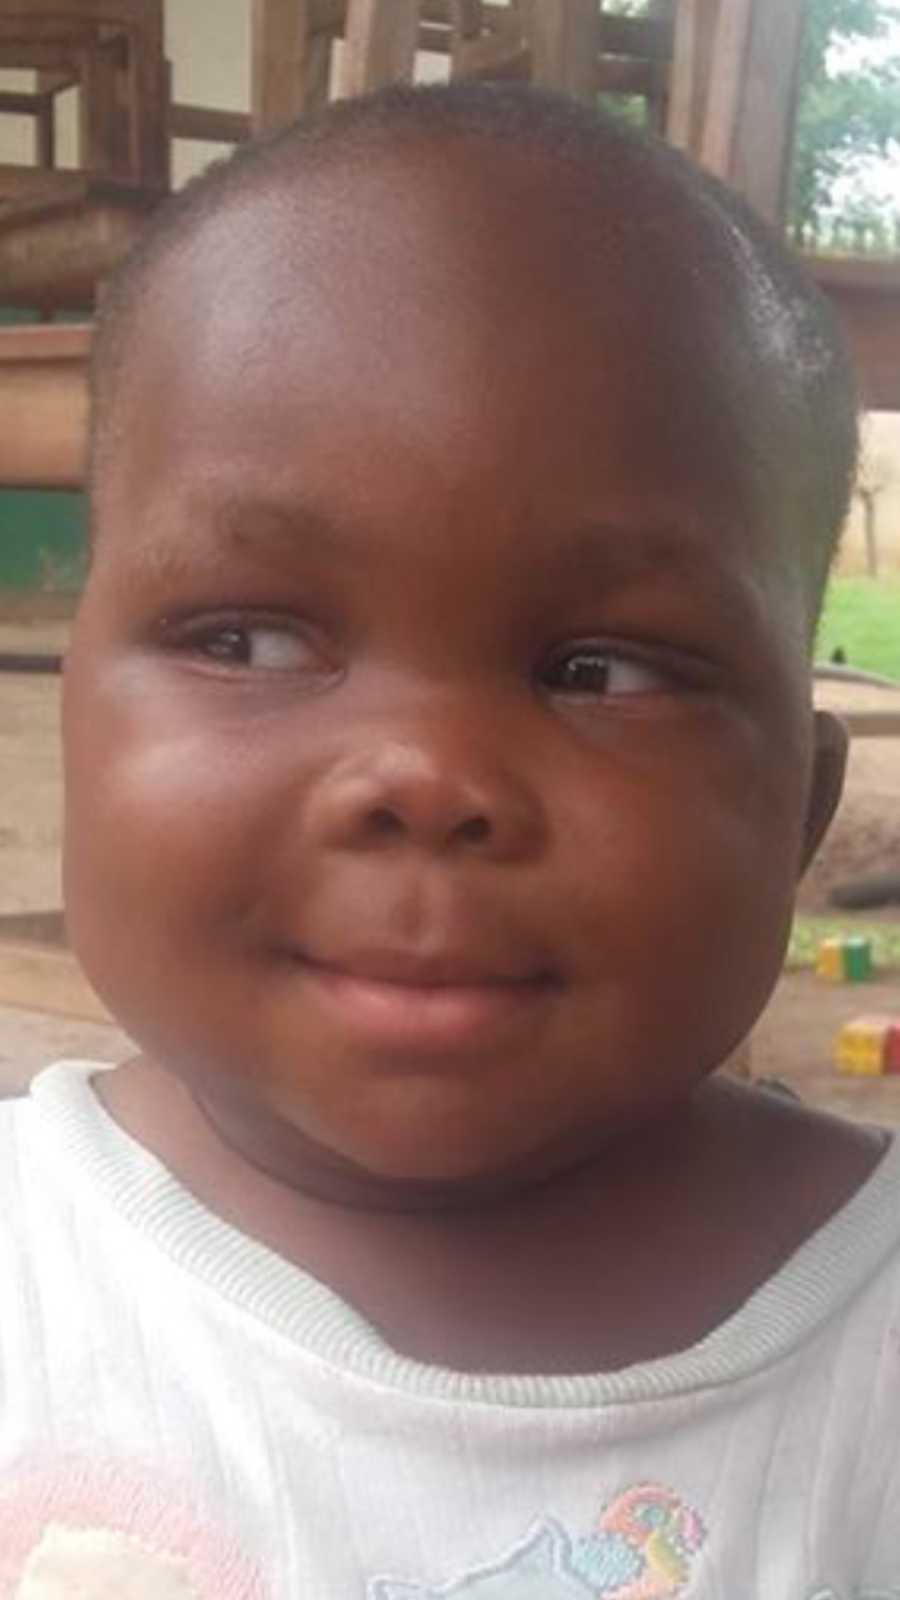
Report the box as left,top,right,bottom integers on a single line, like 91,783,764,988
0,308,88,595
0,489,87,591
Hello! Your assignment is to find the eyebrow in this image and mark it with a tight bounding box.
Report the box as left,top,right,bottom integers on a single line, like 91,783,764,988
127,493,766,629
562,506,734,554
216,498,344,553
128,493,358,582
539,515,755,592
537,515,775,638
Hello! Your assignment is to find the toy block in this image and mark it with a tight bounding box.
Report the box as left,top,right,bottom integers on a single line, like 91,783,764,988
816,938,845,981
836,1016,893,1077
816,935,874,983
885,1025,900,1077
844,937,874,982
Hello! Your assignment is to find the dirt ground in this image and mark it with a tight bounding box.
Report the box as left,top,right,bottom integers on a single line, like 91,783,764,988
754,969,900,1126
1,621,899,1120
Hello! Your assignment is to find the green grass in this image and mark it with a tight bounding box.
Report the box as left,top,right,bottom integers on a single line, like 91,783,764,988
789,914,900,970
815,576,900,680
796,577,900,972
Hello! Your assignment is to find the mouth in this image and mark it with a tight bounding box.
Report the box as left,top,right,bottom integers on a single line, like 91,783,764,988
293,947,560,1054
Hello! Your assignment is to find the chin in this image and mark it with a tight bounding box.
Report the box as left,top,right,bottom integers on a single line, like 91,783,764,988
316,1106,584,1203
328,1149,546,1209
333,1129,521,1188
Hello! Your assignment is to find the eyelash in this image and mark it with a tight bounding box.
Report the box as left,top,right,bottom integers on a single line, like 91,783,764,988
156,612,332,675
539,646,662,698
155,613,710,703
538,640,713,701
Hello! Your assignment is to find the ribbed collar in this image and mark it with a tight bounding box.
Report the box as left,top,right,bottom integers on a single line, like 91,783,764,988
25,1061,900,1411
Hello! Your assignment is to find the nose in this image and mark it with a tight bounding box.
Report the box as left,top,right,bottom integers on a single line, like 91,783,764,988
304,739,544,863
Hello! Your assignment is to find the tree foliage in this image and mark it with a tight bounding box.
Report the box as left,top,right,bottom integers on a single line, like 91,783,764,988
790,0,900,232
590,0,900,237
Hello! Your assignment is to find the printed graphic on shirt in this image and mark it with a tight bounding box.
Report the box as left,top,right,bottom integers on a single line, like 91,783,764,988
369,1482,706,1599
16,1526,195,1598
0,1457,268,1599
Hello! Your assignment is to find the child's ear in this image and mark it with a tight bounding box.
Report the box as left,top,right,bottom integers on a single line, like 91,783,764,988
799,710,848,877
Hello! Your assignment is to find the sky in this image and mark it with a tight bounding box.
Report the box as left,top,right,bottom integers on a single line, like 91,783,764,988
828,1,900,211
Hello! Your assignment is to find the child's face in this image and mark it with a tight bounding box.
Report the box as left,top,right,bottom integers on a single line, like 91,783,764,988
65,143,843,1195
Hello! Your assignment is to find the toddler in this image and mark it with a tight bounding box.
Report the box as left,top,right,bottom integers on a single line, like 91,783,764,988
2,82,895,1598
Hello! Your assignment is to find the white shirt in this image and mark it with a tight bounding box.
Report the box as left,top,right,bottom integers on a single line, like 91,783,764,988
1,1061,900,1599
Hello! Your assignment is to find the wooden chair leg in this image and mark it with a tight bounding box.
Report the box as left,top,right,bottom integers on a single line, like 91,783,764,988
529,0,597,103
78,38,120,175
127,7,169,189
35,92,56,170
339,0,419,97
302,28,333,114
253,0,320,133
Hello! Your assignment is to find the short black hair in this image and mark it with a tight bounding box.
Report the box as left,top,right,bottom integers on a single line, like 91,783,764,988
89,79,858,621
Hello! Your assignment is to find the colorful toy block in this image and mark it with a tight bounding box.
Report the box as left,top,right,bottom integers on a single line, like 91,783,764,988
816,936,873,983
844,937,874,982
836,1016,899,1077
816,938,844,981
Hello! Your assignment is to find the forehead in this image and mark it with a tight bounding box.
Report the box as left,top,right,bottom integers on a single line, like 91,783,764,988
96,138,793,594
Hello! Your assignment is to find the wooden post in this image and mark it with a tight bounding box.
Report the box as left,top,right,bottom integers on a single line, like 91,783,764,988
302,28,333,113
253,0,325,133
700,0,806,225
79,40,121,175
122,8,168,190
339,0,419,97
35,91,56,170
667,0,720,155
529,0,597,103
698,0,751,173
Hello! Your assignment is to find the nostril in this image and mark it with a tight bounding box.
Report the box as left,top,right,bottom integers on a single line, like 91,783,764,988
455,815,491,846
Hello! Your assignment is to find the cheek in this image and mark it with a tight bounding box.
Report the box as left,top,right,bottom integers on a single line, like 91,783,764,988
557,722,805,1032
63,705,301,1071
63,699,284,975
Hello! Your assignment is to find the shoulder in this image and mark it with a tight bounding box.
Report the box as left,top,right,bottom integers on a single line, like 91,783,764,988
0,1087,35,1202
0,1088,48,1330
0,1063,113,1252
658,1080,900,1341
0,1077,55,1239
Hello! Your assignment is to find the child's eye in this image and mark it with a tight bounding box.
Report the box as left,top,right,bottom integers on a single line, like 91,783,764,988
541,647,669,698
159,615,330,676
197,624,307,671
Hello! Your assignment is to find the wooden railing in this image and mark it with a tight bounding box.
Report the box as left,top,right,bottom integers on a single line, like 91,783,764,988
840,711,900,740
0,322,89,489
